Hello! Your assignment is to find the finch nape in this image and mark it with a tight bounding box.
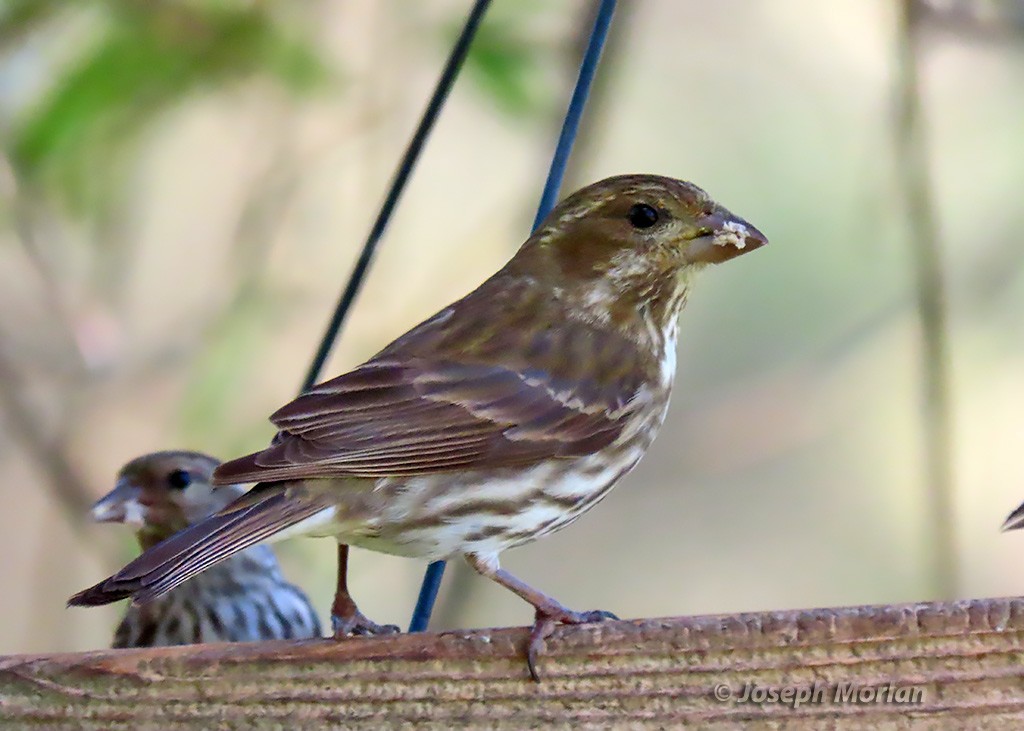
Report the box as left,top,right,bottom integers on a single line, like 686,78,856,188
70,174,767,679
90,451,322,647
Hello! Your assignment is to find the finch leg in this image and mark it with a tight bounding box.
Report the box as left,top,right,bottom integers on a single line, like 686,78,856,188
331,544,399,637
465,553,617,682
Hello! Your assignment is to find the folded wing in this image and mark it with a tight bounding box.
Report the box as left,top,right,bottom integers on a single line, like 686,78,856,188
214,359,632,485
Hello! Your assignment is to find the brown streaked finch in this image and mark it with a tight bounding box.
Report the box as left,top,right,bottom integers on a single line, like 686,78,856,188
90,451,322,647
70,174,767,679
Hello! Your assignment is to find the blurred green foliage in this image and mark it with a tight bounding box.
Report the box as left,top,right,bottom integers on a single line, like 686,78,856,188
0,0,63,49
461,23,543,117
449,0,552,118
3,0,556,215
6,1,327,214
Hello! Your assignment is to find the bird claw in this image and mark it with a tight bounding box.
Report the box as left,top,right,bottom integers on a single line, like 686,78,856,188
331,611,400,638
526,606,618,682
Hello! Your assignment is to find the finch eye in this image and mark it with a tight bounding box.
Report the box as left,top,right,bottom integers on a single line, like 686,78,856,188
627,203,659,229
167,469,192,489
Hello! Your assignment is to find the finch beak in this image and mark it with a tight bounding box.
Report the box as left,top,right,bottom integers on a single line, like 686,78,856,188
1002,502,1024,532
91,480,147,526
685,210,768,265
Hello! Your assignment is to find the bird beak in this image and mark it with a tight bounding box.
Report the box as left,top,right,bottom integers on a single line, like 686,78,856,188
1002,502,1024,532
90,480,147,526
685,209,768,265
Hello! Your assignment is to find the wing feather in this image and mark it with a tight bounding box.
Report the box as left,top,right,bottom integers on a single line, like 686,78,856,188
214,358,632,485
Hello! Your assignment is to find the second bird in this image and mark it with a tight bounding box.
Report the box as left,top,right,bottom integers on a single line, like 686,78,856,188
91,451,322,647
72,174,767,677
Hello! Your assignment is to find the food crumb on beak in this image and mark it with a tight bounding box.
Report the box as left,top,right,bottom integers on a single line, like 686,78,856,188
713,220,748,250
120,500,147,527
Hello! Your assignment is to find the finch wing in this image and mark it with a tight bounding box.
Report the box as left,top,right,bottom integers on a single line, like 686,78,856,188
213,358,633,484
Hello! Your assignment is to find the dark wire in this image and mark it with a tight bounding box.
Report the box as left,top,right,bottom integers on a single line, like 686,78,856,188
301,0,493,393
531,1,617,232
408,0,618,634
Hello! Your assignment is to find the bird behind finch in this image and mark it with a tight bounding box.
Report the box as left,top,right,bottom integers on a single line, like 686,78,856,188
87,451,322,647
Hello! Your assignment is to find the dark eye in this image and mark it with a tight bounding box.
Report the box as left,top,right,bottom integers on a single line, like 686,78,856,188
627,203,659,229
167,469,192,489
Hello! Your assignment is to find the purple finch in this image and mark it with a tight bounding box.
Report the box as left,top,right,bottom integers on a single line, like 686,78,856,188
90,451,322,647
71,174,767,678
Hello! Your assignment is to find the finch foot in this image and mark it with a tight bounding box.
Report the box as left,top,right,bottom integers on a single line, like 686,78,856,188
331,610,400,638
526,606,618,682
330,544,399,638
461,553,619,682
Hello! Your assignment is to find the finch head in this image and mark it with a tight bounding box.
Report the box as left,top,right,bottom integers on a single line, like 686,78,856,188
509,174,766,333
91,451,243,550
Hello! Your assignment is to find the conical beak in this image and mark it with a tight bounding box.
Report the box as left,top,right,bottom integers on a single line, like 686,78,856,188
686,209,768,265
1002,501,1024,532
91,480,147,526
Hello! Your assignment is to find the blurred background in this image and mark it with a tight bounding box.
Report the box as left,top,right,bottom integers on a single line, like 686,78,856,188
0,0,1022,654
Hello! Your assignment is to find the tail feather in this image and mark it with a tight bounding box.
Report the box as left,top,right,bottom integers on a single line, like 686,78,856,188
68,483,334,607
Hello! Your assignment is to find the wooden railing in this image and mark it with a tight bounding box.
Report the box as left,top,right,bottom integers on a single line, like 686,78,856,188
3,596,1024,729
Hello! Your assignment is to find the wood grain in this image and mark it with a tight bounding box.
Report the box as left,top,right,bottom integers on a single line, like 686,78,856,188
3,596,1024,729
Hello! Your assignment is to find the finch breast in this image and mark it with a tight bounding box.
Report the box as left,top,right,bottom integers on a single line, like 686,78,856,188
349,377,673,562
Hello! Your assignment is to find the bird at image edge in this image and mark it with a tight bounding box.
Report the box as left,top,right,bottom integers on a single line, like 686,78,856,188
70,174,768,680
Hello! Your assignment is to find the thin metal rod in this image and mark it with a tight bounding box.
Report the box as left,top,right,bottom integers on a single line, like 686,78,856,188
301,0,493,392
531,0,617,232
409,0,618,634
409,561,447,633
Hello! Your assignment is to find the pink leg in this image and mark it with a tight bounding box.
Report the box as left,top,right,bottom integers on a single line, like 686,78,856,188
331,544,400,637
465,553,617,681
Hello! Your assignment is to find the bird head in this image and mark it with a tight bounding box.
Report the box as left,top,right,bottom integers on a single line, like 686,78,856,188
91,451,242,549
514,174,767,332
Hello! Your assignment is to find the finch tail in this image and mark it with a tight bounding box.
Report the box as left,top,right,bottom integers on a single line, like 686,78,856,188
68,483,334,607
